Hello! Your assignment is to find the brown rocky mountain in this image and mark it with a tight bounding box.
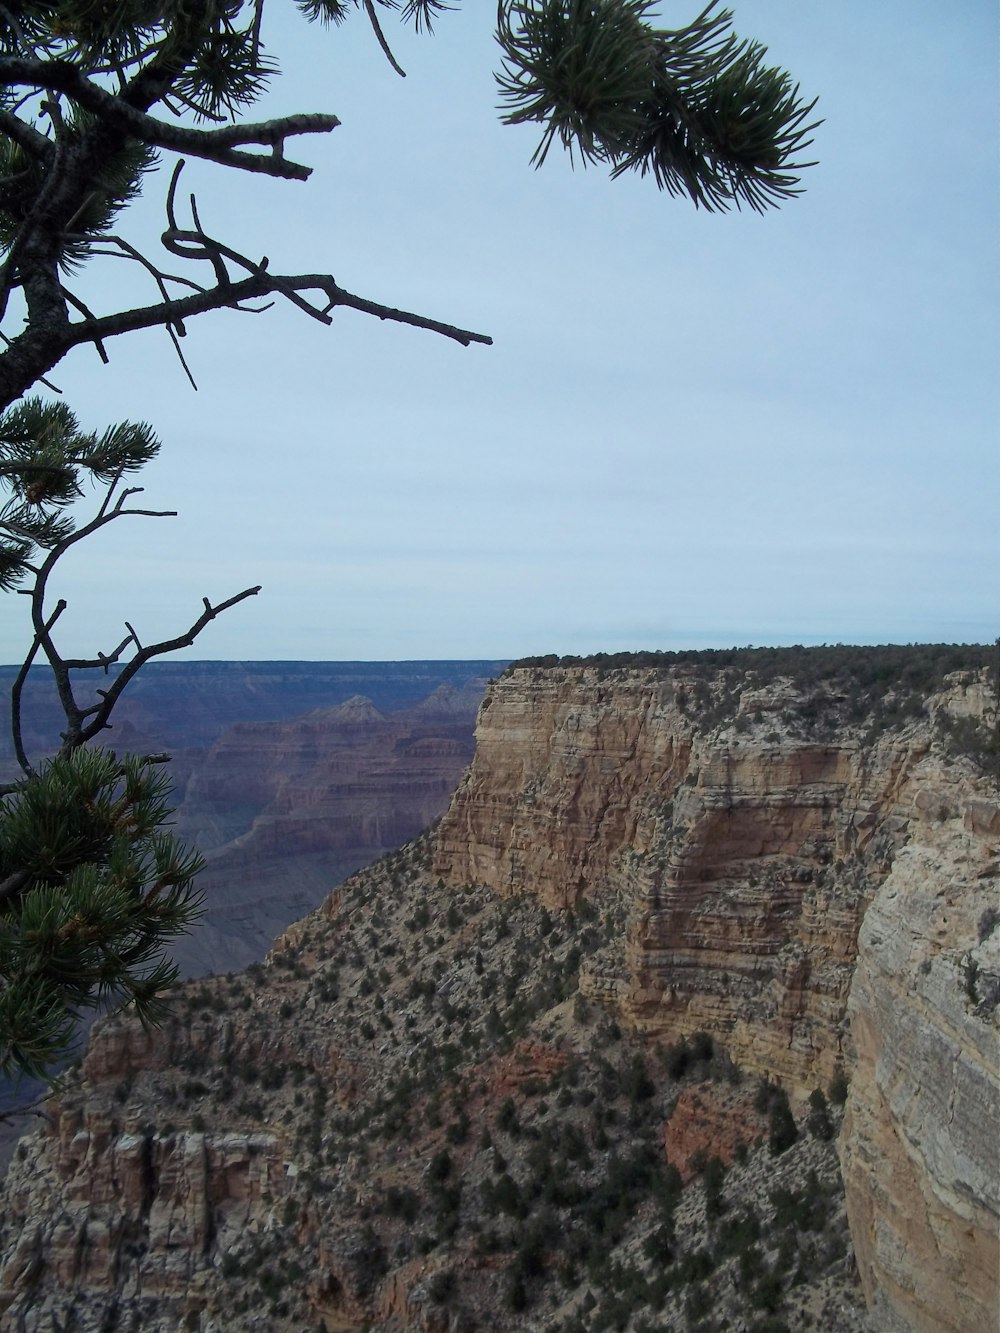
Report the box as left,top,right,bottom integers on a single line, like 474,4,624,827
169,683,489,978
0,662,505,976
0,649,996,1332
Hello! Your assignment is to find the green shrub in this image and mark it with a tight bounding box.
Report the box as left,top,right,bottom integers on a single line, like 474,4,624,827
428,1269,455,1304
806,1088,834,1141
768,1091,798,1156
827,1070,849,1106
427,1149,452,1183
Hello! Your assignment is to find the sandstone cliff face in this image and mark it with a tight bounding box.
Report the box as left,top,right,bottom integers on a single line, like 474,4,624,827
434,665,999,1327
436,668,915,1088
841,775,999,1332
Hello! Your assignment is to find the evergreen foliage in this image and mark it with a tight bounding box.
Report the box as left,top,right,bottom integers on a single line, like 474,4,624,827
0,397,158,592
0,748,201,1079
498,0,819,211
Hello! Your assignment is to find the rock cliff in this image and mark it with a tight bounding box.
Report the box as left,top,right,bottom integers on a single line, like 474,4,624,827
435,662,999,1327
0,649,995,1332
840,775,999,1332
436,669,912,1088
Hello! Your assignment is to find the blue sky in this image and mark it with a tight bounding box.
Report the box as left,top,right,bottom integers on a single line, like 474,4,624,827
1,0,996,663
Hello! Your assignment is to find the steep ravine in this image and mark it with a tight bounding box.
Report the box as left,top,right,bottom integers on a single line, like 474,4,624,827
0,657,996,1332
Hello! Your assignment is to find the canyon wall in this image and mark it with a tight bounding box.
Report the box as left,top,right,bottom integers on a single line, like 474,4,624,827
171,684,484,976
435,665,999,1325
840,794,999,1332
436,668,910,1088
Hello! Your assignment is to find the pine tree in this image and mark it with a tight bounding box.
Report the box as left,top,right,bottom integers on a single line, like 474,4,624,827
0,398,254,1084
0,0,818,1083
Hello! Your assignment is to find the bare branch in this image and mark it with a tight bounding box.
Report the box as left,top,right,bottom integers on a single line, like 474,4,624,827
60,632,134,672
11,484,259,765
79,234,203,385
58,284,109,362
364,0,407,78
68,584,262,749
0,255,491,405
0,1087,56,1126
0,57,340,179
90,234,208,300
95,466,124,521
11,597,65,776
15,497,176,760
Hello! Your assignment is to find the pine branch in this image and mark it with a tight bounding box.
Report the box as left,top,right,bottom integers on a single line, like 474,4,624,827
65,584,262,751
0,262,491,409
0,59,341,179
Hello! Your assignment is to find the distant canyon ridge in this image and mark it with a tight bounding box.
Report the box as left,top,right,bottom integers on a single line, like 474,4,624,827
0,660,508,976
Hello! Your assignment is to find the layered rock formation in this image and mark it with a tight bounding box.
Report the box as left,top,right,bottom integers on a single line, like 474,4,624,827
434,664,999,1327
841,769,999,1332
0,652,996,1332
436,669,911,1088
171,684,485,976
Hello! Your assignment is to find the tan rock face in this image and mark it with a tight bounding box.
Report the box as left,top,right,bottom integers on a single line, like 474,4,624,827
437,668,921,1088
0,1105,287,1323
435,665,999,1329
840,799,1000,1333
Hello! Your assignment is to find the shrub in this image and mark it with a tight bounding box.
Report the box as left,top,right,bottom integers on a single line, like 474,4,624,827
665,1039,691,1080
768,1091,798,1157
624,1055,655,1102
506,1272,529,1312
427,1150,452,1184
383,1186,420,1223
497,1098,519,1135
428,1268,455,1303
978,906,1000,944
806,1088,834,1141
827,1070,849,1106
703,1155,727,1219
689,1030,714,1062
350,1225,388,1299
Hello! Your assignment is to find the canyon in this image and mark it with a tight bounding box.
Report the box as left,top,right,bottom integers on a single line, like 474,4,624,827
0,660,505,976
0,648,996,1332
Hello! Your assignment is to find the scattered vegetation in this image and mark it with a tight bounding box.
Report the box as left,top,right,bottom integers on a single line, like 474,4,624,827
55,829,869,1333
508,642,998,754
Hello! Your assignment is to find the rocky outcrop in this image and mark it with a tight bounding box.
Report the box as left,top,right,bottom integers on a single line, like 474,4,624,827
662,1082,769,1181
436,668,919,1088
434,663,999,1326
841,788,999,1332
1,1107,288,1327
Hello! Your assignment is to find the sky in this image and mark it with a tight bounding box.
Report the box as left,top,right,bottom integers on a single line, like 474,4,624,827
1,0,997,663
